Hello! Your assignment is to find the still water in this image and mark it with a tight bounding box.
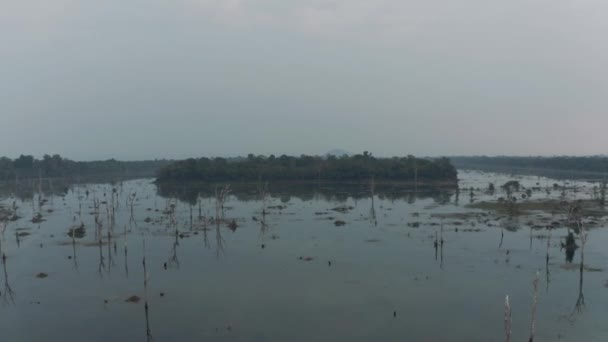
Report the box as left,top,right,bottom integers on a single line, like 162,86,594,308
1,171,607,341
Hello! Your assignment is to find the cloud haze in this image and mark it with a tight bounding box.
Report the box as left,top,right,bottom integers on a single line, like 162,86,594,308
1,0,607,160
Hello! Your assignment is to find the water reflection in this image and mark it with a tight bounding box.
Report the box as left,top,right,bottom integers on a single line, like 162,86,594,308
157,181,456,204
168,231,180,269
2,254,15,305
545,228,552,294
1,172,607,341
98,239,106,277
433,224,444,269
498,228,504,249
0,178,70,201
142,240,153,342
71,240,79,272
215,219,225,259
369,178,377,227
123,242,129,278
566,212,587,319
572,260,585,316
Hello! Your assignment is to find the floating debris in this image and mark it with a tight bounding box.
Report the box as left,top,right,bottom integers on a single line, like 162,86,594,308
331,205,353,213
35,272,48,279
67,224,86,239
16,227,31,235
31,213,44,223
298,256,314,262
125,295,141,303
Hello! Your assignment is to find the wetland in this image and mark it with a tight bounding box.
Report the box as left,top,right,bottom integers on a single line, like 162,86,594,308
1,170,607,341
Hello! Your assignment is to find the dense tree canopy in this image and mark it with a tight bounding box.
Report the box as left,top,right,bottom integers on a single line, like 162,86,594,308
156,153,458,183
0,154,171,181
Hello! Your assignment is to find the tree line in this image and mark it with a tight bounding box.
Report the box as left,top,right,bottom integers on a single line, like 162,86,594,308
0,154,171,181
156,152,458,183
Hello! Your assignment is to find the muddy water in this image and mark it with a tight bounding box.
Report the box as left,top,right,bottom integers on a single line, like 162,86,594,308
0,171,607,341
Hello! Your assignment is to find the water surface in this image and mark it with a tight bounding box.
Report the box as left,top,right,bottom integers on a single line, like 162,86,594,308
1,171,607,341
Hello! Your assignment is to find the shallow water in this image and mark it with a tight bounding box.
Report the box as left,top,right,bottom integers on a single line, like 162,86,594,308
1,171,607,341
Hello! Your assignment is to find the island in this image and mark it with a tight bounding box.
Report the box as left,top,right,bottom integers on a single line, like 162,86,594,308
155,152,458,184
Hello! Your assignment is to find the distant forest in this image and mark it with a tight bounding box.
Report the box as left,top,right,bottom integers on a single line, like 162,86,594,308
0,154,171,182
451,156,608,178
156,152,458,183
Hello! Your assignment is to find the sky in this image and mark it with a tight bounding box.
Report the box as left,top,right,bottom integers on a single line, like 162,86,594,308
1,0,607,160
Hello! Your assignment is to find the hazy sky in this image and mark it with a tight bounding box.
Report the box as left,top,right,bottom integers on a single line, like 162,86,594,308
2,0,607,160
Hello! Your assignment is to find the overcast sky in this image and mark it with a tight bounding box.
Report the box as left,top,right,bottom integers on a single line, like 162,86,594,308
1,0,607,160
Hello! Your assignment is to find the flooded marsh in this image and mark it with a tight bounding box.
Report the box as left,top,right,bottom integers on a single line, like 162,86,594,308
1,171,608,341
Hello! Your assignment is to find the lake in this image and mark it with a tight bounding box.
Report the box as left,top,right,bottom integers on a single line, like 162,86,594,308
1,170,607,341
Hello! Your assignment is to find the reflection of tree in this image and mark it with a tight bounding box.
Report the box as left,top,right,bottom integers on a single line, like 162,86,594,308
498,227,504,249
168,231,180,269
142,240,153,342
72,240,79,272
369,177,377,227
571,260,585,317
126,193,137,227
107,232,115,274
433,224,444,269
258,181,269,230
98,239,105,277
568,206,587,319
123,243,129,278
545,228,552,293
202,223,210,249
214,185,230,223
157,182,456,204
0,177,72,201
215,220,225,259
2,254,15,305
211,186,230,258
